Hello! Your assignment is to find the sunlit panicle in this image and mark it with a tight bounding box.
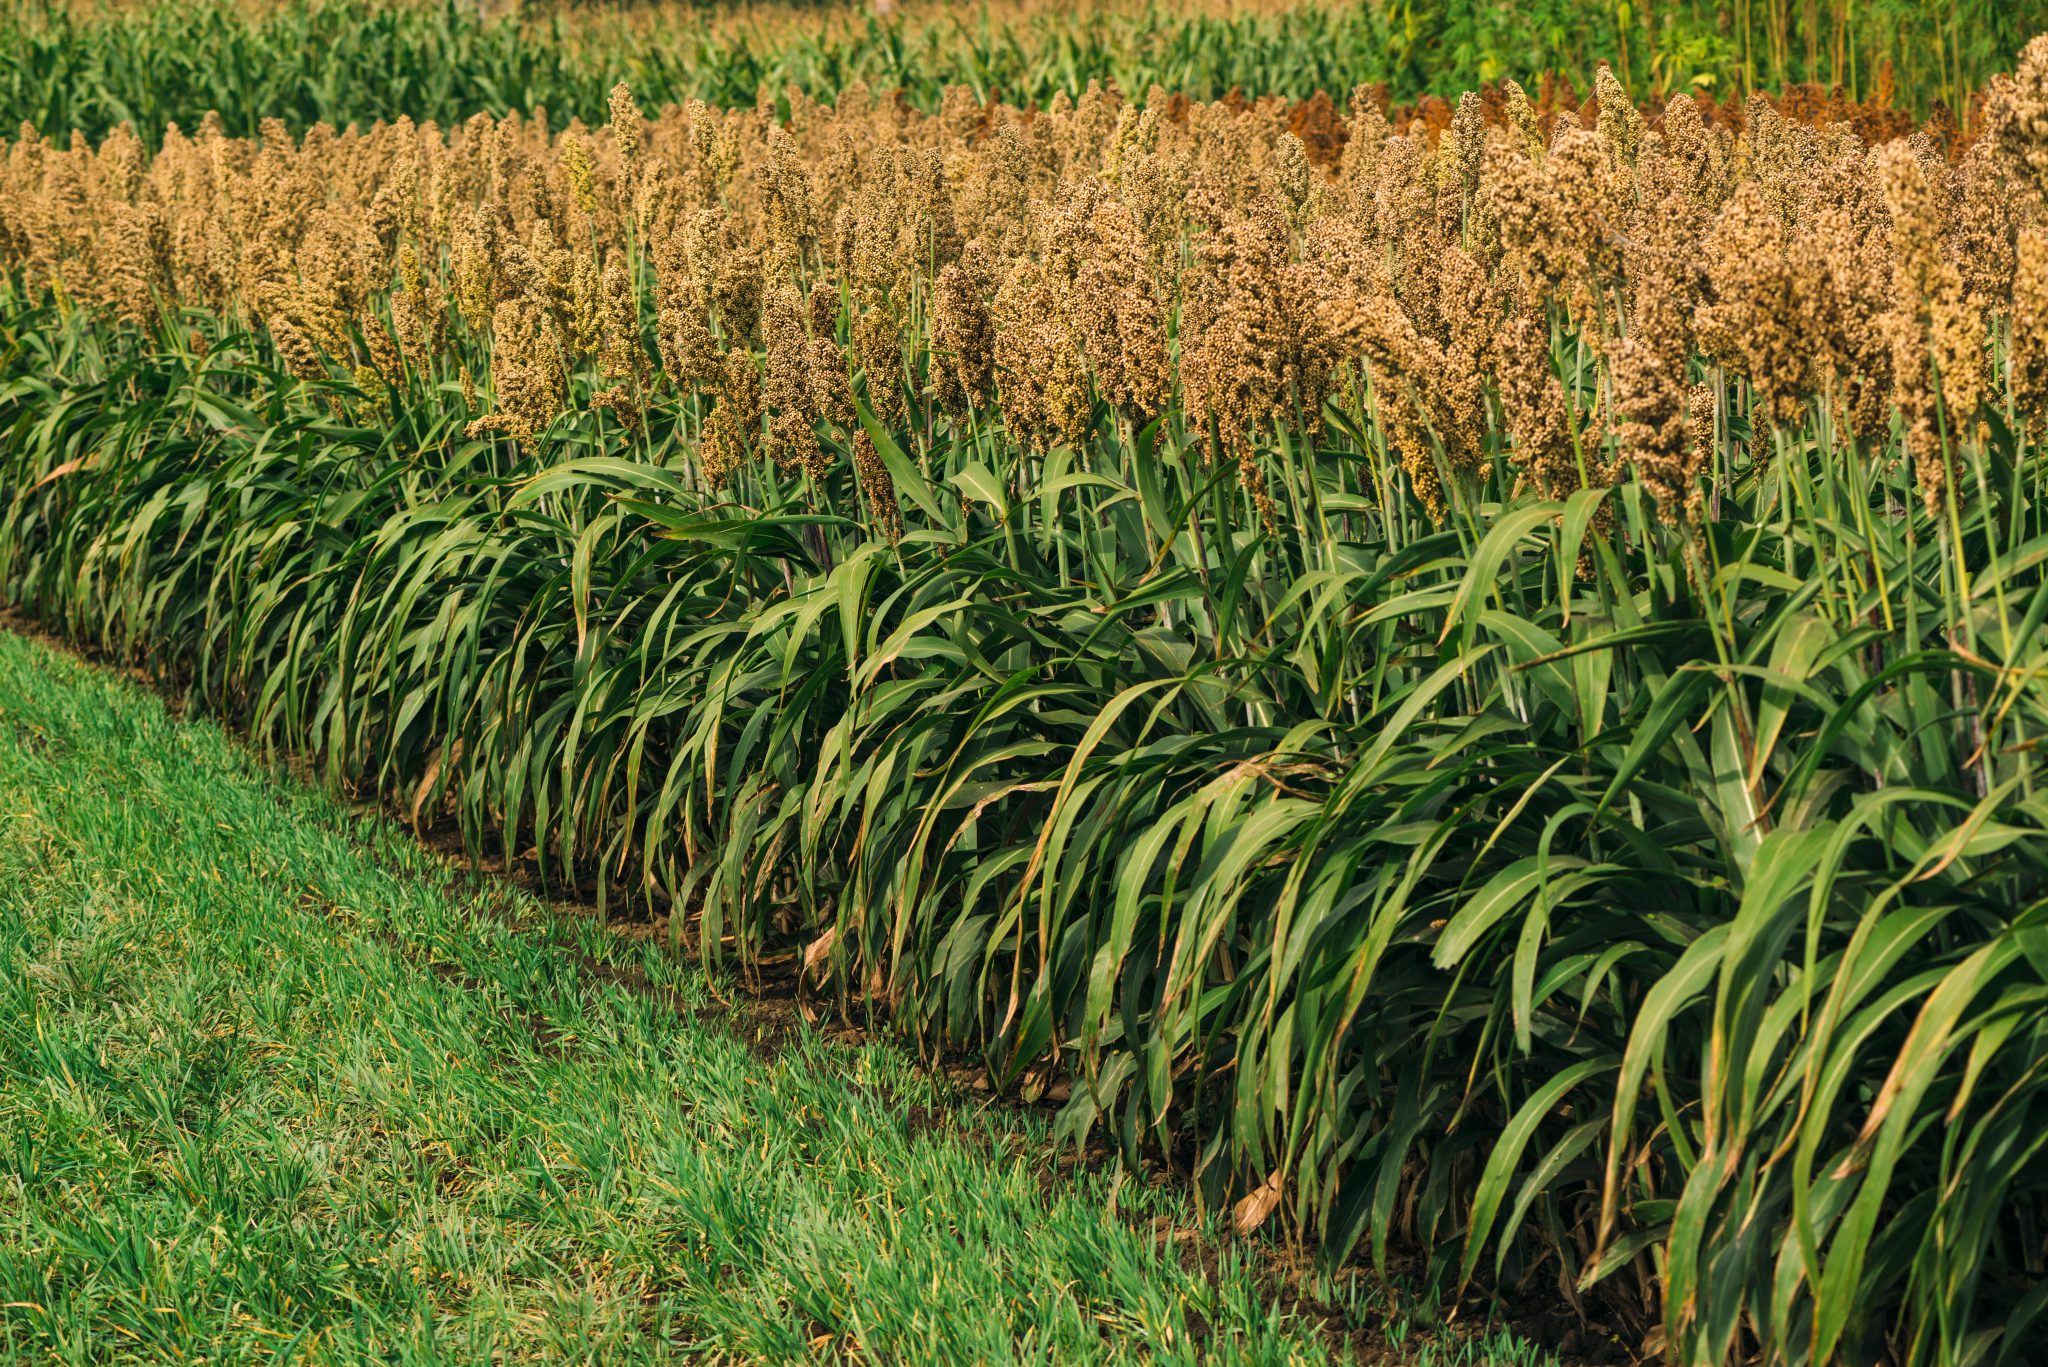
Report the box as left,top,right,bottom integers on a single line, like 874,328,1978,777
608,82,644,170
762,280,831,481
1499,79,1544,158
931,257,995,420
559,128,598,217
2014,227,2048,426
1978,35,2048,217
1877,141,1983,515
1615,180,1701,523
1493,299,1579,499
451,209,497,335
268,313,326,383
700,347,760,488
1659,95,1733,230
1074,194,1171,423
599,248,641,383
469,296,565,442
1594,65,1644,166
1696,182,1816,436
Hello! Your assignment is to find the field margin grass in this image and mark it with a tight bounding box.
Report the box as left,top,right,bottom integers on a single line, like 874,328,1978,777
0,619,1571,1365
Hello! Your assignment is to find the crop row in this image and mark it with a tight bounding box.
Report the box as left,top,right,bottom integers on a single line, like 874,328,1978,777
4,43,2048,1365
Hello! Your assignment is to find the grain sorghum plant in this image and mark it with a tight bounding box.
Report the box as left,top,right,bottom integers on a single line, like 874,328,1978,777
8,53,2048,1367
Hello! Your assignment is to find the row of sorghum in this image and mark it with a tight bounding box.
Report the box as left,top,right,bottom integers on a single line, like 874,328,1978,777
7,40,2048,531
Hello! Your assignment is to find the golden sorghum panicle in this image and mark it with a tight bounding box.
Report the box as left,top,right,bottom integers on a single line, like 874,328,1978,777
559,128,598,217
451,209,498,334
712,244,763,343
809,338,900,539
809,336,857,430
469,297,565,442
654,227,719,392
1338,85,1391,203
1696,182,1816,435
1073,194,1171,423
931,257,995,419
1117,105,1191,272
569,247,604,359
599,248,642,382
992,257,1092,454
1106,103,1145,187
851,290,906,426
1180,202,1293,462
846,173,911,426
2013,227,2048,427
1372,128,1438,278
700,347,761,488
1499,80,1544,158
961,111,1035,259
1876,141,1982,515
350,364,388,422
761,281,831,480
361,309,403,386
1179,197,1338,523
1323,239,1491,513
1685,382,1718,509
851,430,901,541
397,241,445,350
1447,92,1485,222
1951,140,2017,319
1493,300,1579,499
1660,94,1733,230
807,280,840,341
269,313,325,382
907,146,963,272
1547,126,1628,321
105,200,168,324
1376,368,1446,521
389,288,434,377
608,82,644,169
1594,65,1644,166
589,384,639,428
1886,145,1988,426
1276,133,1313,225
1485,126,1622,325
681,98,721,211
1614,181,1702,522
1321,287,1450,520
937,83,982,148
763,125,818,271
1435,245,1496,481
1978,35,2048,218
508,217,574,330
1805,152,1895,444
1736,98,1818,227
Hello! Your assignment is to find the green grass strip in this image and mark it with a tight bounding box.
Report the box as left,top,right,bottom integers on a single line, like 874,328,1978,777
0,629,1555,1364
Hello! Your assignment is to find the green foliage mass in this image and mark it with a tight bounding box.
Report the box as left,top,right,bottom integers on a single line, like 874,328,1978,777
0,626,1542,1364
2,0,2043,147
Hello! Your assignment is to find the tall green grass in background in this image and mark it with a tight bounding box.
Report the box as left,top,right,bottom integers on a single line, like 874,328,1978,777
2,0,2044,146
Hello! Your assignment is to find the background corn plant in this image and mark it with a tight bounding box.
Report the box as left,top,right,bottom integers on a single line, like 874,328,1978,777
5,0,2046,146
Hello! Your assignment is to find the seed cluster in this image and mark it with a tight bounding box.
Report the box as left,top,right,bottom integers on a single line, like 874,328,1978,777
5,43,2048,530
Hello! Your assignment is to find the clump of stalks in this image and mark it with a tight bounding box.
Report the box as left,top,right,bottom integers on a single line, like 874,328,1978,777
8,52,2048,1367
